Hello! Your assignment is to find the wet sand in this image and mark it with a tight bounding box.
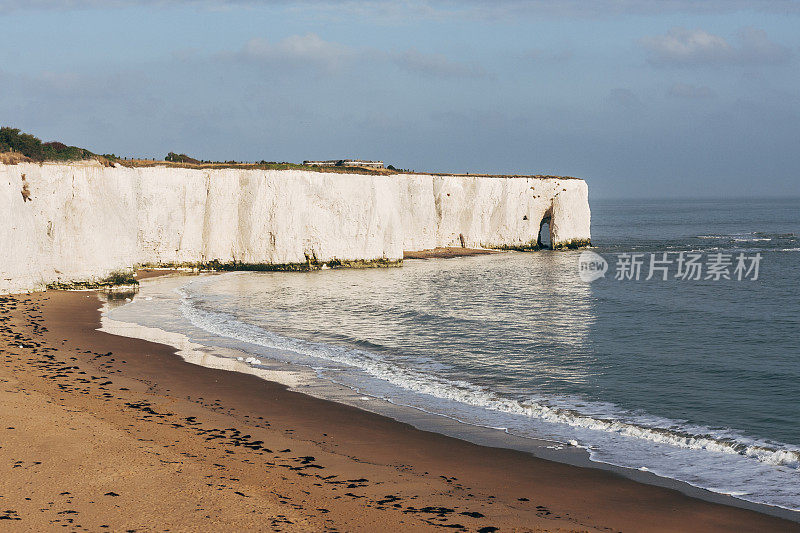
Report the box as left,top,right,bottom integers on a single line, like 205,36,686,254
404,247,500,259
1,288,797,531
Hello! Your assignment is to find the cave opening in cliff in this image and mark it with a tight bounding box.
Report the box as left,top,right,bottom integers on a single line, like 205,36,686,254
538,215,552,249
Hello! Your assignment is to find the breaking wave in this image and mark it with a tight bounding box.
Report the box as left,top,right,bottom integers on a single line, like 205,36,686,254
697,231,796,243
179,283,800,475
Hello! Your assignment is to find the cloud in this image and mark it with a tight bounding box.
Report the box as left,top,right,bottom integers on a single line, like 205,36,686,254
5,0,800,16
241,33,355,71
236,34,487,79
667,83,715,99
1,0,144,9
641,28,731,65
413,0,800,21
735,27,793,64
394,48,487,79
640,27,792,66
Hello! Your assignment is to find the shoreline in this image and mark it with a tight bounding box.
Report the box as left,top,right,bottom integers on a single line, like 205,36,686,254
1,285,798,531
403,247,501,259
110,272,800,521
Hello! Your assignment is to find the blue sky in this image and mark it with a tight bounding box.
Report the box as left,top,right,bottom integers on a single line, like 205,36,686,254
1,1,798,198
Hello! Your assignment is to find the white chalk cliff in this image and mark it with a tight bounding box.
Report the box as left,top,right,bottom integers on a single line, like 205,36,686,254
1,161,591,293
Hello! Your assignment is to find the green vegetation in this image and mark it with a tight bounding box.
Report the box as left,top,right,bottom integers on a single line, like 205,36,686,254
487,235,593,251
46,270,139,290
487,238,592,251
1,127,581,182
487,240,543,252
0,127,95,162
140,257,403,272
124,158,392,175
552,239,592,250
165,152,201,164
103,270,139,286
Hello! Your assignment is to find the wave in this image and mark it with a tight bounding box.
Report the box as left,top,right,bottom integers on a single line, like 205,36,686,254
698,232,795,238
698,232,797,243
177,282,800,473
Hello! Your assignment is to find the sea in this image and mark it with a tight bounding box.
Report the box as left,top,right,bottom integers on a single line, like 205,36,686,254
106,197,800,513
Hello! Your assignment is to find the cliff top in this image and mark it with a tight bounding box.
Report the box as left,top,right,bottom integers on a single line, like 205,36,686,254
0,126,582,180
3,157,582,180
115,159,581,180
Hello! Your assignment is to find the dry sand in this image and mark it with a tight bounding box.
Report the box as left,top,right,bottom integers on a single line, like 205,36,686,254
0,287,797,532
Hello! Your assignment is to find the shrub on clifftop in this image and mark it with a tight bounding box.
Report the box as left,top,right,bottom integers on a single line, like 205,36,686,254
0,127,95,162
165,152,201,164
0,127,41,158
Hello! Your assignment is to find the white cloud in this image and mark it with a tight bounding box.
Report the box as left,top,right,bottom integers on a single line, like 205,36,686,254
667,83,715,99
5,0,800,16
242,33,355,71
640,27,791,66
641,28,731,65
238,35,487,79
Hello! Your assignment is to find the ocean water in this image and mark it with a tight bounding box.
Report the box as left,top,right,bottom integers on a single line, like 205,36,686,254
108,198,800,511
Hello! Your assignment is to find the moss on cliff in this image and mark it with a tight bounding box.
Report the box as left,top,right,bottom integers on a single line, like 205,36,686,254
551,239,592,250
486,238,591,252
46,270,139,291
485,240,542,252
139,257,402,273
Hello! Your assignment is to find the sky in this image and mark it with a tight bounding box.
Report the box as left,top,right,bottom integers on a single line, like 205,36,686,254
1,1,798,199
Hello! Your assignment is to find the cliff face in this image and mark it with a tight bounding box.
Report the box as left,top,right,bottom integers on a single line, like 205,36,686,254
0,162,590,293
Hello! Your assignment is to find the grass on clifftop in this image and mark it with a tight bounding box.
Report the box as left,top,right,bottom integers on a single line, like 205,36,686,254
0,126,581,180
121,158,395,175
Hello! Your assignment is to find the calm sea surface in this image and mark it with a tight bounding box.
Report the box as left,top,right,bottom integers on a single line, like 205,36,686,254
109,198,800,510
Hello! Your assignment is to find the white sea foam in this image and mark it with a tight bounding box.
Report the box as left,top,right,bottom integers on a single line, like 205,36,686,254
177,281,800,474
92,267,800,512
697,231,796,245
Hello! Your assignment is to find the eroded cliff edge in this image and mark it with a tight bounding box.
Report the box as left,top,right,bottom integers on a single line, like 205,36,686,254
1,161,590,293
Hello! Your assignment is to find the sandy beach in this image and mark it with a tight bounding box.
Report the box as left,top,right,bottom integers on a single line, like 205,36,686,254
403,247,501,259
1,283,797,532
